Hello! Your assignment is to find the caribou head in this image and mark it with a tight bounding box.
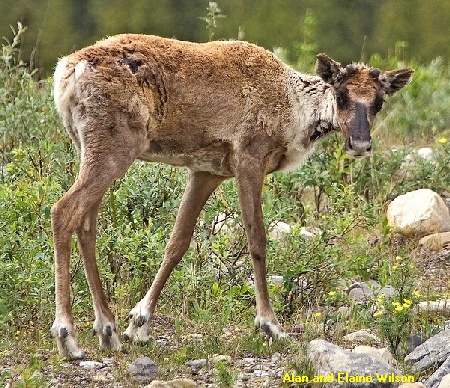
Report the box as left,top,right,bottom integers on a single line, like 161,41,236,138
316,53,413,157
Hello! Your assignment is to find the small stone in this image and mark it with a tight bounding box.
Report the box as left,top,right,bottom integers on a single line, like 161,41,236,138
270,221,291,240
211,354,232,363
417,299,450,313
146,378,196,388
156,338,168,347
419,232,450,250
300,227,322,238
377,285,397,299
406,334,425,354
348,282,373,301
129,357,158,384
343,329,381,344
268,275,284,286
186,358,207,370
253,367,269,377
271,352,282,362
92,374,108,382
79,360,104,370
185,333,203,341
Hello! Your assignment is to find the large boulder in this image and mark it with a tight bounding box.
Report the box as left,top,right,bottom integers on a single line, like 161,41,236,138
424,357,450,388
307,339,400,387
405,329,450,371
387,189,450,237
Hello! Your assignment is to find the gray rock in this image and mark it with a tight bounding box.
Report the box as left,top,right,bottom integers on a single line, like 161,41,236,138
79,360,104,370
417,300,450,313
377,285,397,299
211,354,232,363
405,334,425,354
129,357,158,384
348,282,373,302
353,346,397,367
145,378,196,388
424,357,450,388
186,358,207,370
343,329,381,344
308,339,400,387
405,329,450,371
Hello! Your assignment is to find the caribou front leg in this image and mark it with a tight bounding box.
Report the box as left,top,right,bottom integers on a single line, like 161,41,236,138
124,170,224,342
235,150,287,339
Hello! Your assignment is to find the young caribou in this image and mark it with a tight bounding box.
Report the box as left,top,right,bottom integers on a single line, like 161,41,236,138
51,34,413,358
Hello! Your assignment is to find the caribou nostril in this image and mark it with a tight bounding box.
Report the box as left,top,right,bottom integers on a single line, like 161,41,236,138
348,136,354,150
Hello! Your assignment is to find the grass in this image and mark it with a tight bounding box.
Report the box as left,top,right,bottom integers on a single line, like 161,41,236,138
1,25,450,387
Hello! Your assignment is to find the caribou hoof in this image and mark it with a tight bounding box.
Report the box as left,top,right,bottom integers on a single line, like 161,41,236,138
50,321,85,360
255,315,289,339
92,317,121,351
123,302,152,343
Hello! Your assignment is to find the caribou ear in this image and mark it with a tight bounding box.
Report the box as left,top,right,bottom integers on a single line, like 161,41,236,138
316,53,342,85
380,68,414,95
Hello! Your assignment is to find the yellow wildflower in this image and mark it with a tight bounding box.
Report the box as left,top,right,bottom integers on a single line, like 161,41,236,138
413,290,421,297
373,310,383,317
439,137,447,144
402,299,412,308
377,293,386,303
392,265,398,270
315,312,322,318
395,256,402,261
392,301,404,312
328,291,336,297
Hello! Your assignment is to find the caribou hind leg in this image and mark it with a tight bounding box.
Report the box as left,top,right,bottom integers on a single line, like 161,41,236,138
124,170,224,342
75,199,121,351
51,119,145,358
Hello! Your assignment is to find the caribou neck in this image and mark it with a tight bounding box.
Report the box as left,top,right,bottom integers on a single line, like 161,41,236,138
309,86,338,143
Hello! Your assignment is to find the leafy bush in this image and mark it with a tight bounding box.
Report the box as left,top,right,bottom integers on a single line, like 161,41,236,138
371,54,450,144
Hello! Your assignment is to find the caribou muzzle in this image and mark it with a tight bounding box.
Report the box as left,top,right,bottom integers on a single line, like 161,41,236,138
345,102,372,157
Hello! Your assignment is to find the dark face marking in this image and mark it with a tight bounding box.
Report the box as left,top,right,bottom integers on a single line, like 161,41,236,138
335,81,380,157
371,93,385,115
345,102,372,157
336,87,350,110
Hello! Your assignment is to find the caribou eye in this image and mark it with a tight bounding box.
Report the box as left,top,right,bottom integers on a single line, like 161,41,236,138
372,95,384,114
336,88,349,109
